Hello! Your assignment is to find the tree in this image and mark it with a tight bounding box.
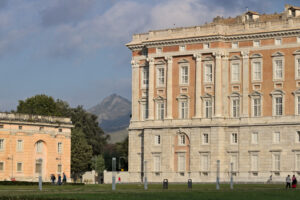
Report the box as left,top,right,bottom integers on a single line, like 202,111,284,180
91,155,105,174
71,128,93,180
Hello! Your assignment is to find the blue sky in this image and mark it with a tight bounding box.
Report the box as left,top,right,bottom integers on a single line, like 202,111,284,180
0,0,300,111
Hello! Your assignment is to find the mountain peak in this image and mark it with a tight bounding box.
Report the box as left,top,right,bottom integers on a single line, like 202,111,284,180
88,94,131,133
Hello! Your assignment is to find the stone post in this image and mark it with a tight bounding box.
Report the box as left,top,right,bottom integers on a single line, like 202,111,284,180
166,56,173,119
193,53,202,118
131,60,139,121
242,51,249,117
148,58,155,120
214,52,223,117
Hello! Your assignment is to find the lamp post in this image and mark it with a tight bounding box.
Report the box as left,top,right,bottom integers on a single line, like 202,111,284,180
37,158,43,191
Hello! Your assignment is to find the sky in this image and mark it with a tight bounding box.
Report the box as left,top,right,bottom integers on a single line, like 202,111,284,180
0,0,300,111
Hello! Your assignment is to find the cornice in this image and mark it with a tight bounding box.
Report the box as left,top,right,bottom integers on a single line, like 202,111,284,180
127,29,300,50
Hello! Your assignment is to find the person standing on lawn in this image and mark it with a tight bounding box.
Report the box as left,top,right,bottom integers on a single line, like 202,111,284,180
286,175,292,189
57,174,62,185
292,175,297,188
62,172,67,184
50,174,56,185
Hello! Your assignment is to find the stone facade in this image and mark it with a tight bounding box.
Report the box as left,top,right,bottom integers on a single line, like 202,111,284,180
0,113,72,182
126,5,300,183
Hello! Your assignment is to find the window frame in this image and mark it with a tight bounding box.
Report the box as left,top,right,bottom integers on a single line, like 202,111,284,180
156,101,165,120
200,153,210,172
0,139,5,151
232,42,238,49
17,139,23,152
156,65,165,88
251,132,258,144
295,55,300,80
17,162,23,172
272,153,281,171
231,133,238,144
178,134,186,145
178,153,186,172
251,58,263,82
275,38,282,46
141,67,149,88
271,90,285,117
253,40,260,47
202,133,209,145
272,54,285,81
230,61,241,83
273,132,280,144
154,135,161,146
231,95,240,118
180,65,189,85
0,162,4,172
153,154,161,172
204,62,214,83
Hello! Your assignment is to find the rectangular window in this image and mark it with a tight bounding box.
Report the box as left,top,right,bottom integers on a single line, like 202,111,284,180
205,99,212,118
179,134,185,145
156,47,162,54
154,135,161,145
297,37,300,43
275,97,283,116
275,38,282,45
178,154,185,171
0,139,4,151
17,140,23,151
154,155,160,172
273,154,280,171
203,43,210,49
0,124,3,128
298,96,300,115
58,142,62,154
18,126,22,130
157,68,165,86
231,133,238,144
232,42,238,49
142,103,148,120
17,162,22,172
273,132,280,144
253,62,262,81
204,64,213,82
274,60,283,79
252,132,258,144
142,68,149,87
57,164,62,173
251,155,258,171
203,133,209,144
179,45,186,52
35,162,42,174
230,155,238,171
180,101,188,119
232,99,240,118
157,102,164,120
297,154,300,171
36,141,43,153
253,98,261,117
180,66,189,84
297,131,300,143
201,155,209,171
231,63,240,82
253,40,260,47
58,128,62,132
0,162,3,171
297,59,300,79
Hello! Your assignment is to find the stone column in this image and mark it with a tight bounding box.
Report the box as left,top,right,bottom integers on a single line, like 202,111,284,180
148,58,155,120
221,53,229,117
242,51,249,117
193,53,202,118
214,52,223,117
165,56,173,119
131,60,139,121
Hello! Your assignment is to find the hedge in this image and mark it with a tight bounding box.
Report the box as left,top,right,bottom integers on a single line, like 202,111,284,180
0,181,84,186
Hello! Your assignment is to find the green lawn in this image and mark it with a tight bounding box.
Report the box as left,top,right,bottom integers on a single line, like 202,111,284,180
0,183,298,200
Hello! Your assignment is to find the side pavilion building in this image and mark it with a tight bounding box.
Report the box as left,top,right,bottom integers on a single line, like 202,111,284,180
0,113,72,182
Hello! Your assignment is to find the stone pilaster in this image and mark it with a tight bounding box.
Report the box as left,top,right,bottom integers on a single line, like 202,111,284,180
242,51,249,117
165,56,173,119
193,53,202,118
214,52,223,117
221,53,229,117
131,60,139,121
148,58,155,120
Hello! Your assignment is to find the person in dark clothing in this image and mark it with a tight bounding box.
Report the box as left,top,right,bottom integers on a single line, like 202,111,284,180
62,172,67,184
50,174,56,185
57,174,62,185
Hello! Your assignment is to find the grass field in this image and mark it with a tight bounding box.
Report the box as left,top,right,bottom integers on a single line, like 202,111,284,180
0,183,299,200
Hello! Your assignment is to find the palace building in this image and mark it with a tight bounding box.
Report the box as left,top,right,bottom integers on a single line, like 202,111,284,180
126,5,300,182
0,113,72,182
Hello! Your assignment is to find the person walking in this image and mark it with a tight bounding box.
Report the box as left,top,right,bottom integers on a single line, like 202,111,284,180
292,175,297,188
286,175,292,189
62,172,67,184
57,174,62,185
50,174,56,185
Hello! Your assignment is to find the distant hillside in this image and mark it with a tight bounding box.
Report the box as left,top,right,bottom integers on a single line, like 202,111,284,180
88,94,131,133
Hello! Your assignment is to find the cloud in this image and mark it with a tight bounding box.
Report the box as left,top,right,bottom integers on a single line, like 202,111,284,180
40,0,95,27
